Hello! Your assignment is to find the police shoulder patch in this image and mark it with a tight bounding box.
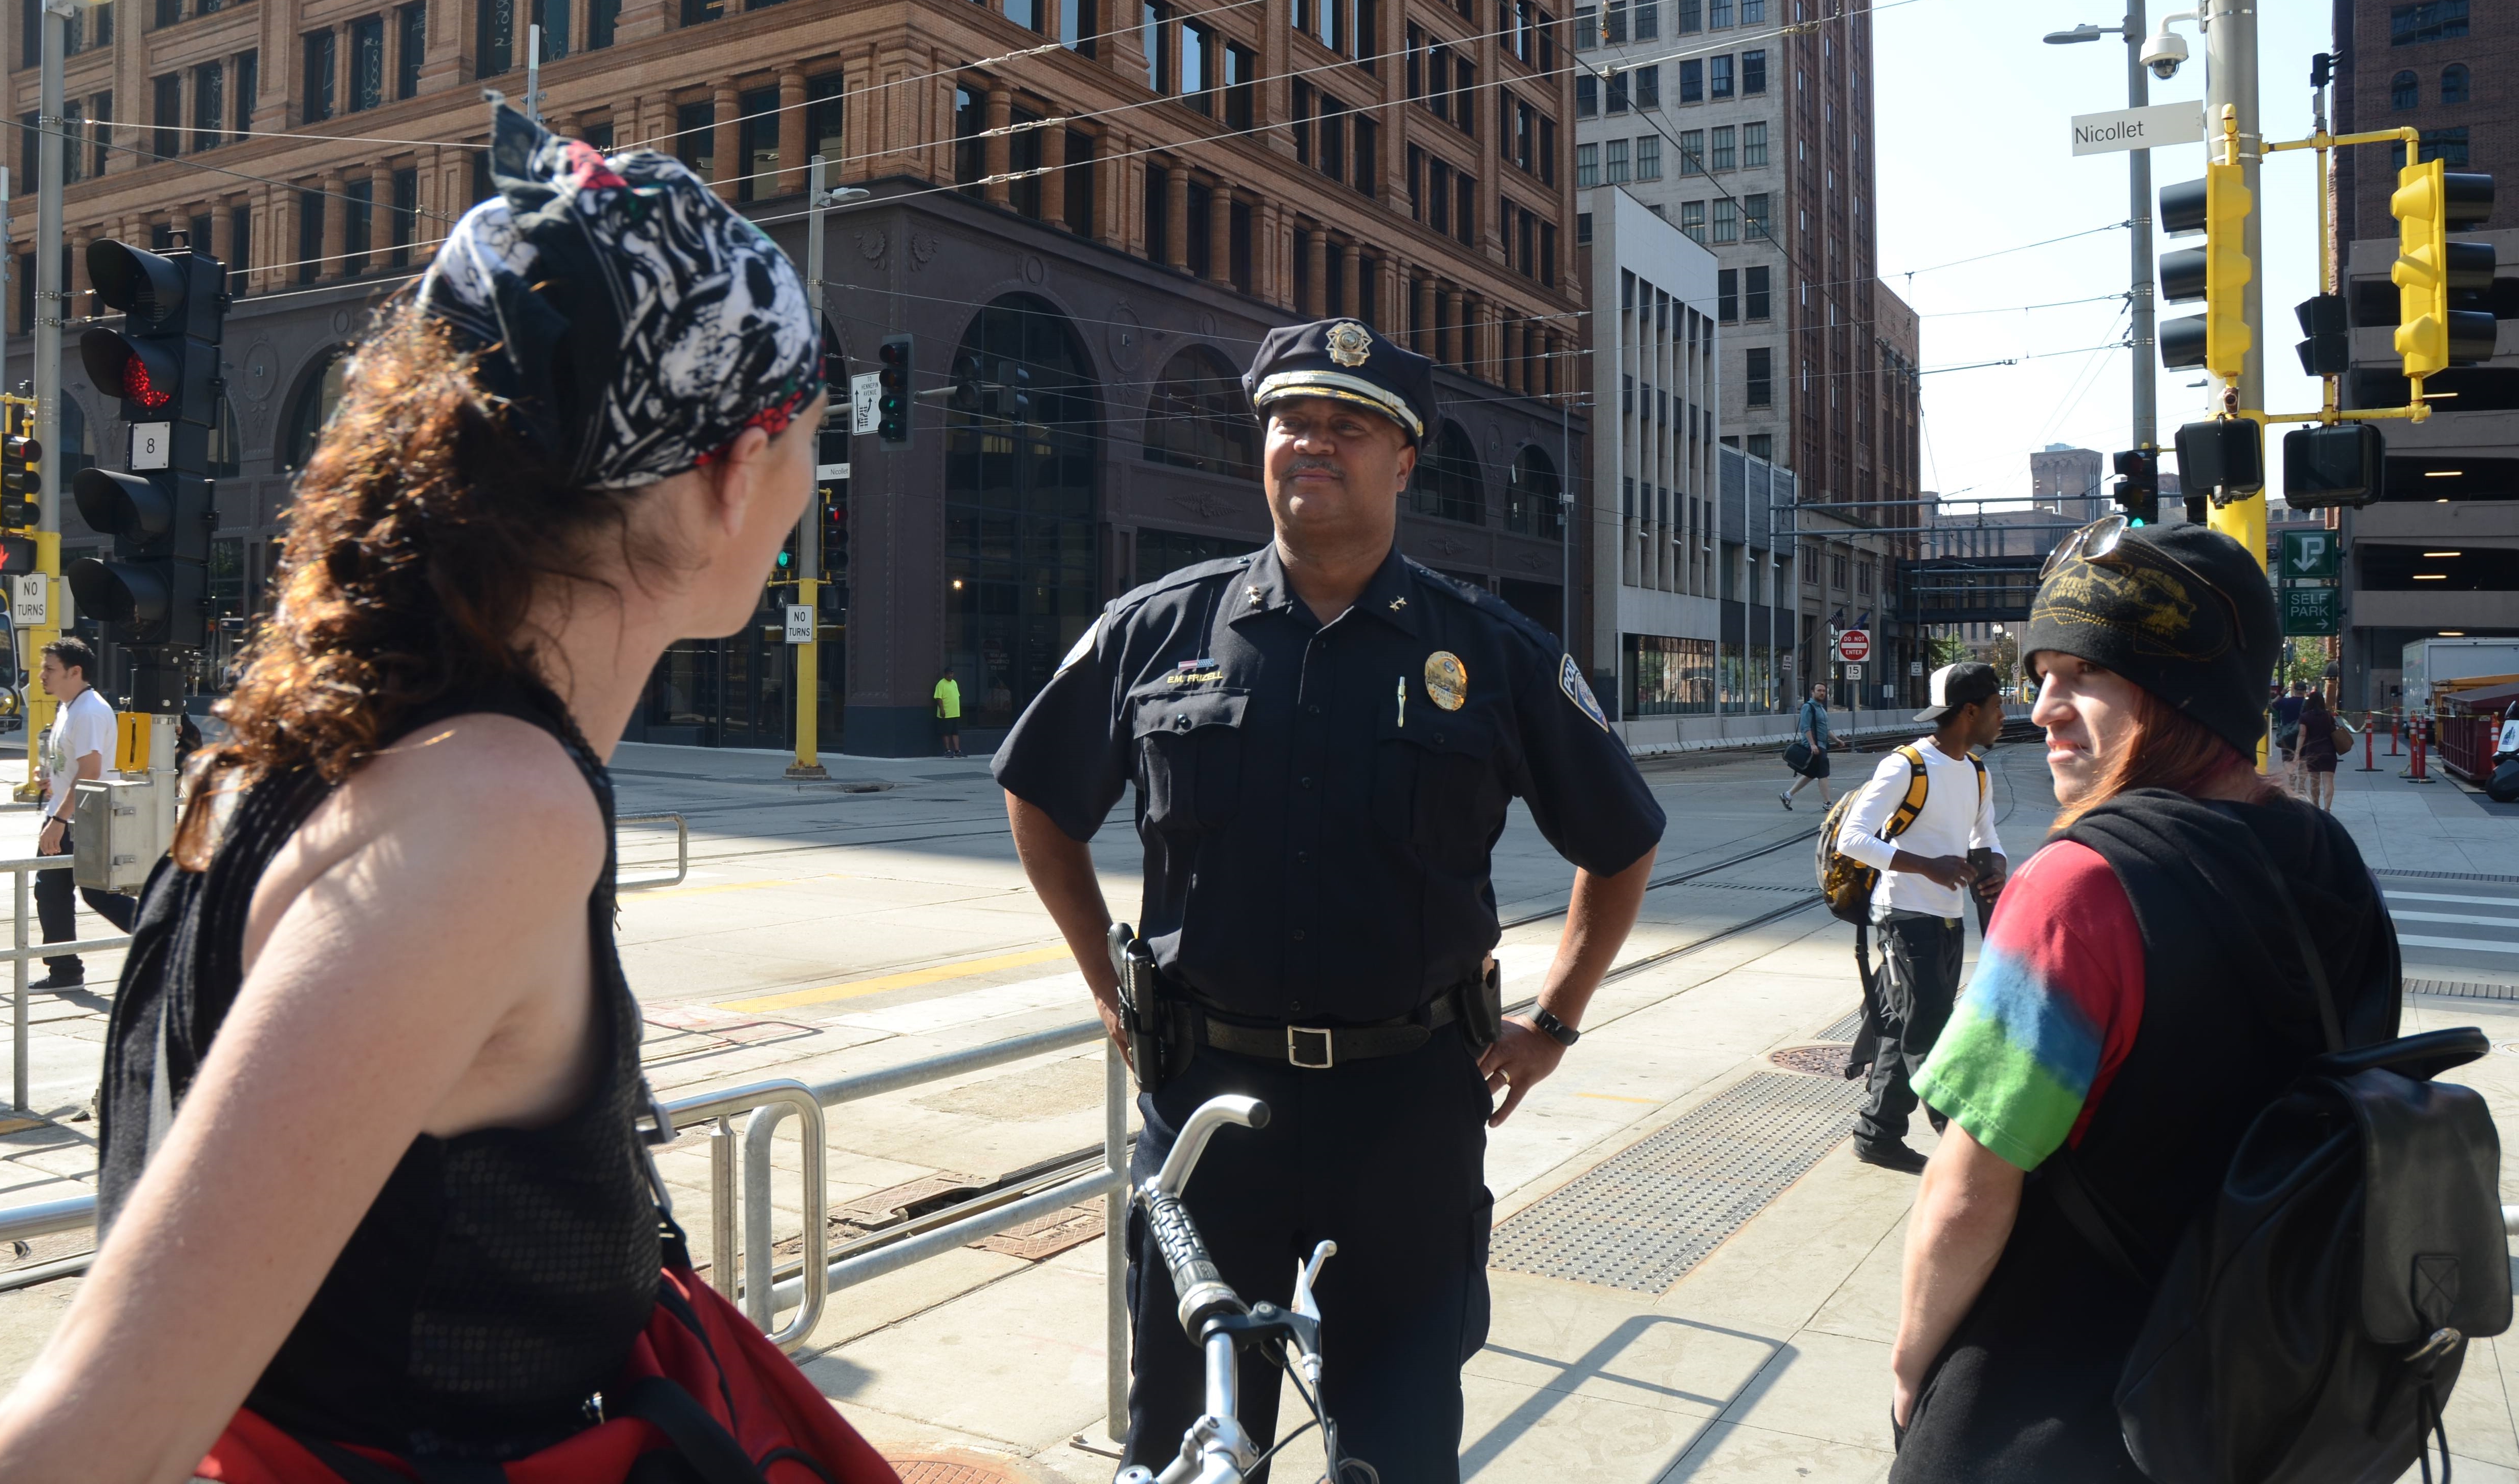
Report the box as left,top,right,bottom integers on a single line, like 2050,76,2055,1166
1057,616,1101,674
1560,653,1609,731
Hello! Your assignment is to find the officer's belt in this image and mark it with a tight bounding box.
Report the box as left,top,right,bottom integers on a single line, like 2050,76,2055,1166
1198,991,1463,1071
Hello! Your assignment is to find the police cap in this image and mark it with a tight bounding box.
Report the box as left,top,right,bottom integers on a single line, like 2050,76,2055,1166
1244,318,1437,446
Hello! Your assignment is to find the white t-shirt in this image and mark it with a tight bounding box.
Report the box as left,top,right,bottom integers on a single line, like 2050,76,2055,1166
44,687,115,817
1836,737,2005,920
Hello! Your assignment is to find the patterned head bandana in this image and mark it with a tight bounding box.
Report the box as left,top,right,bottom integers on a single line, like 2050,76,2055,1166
419,100,822,490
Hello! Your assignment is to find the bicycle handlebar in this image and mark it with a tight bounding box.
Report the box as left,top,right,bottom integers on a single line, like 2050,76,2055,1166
1144,1188,1248,1333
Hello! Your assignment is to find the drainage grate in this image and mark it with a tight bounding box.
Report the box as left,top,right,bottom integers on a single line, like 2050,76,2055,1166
2379,869,2519,886
1815,1006,1866,1043
1488,1071,1865,1294
888,1455,1029,1484
2405,978,2519,1002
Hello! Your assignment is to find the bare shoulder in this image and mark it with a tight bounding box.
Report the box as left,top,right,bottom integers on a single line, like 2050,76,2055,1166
258,713,606,933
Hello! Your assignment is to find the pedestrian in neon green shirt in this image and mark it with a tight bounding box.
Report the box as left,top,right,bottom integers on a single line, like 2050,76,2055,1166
934,669,963,757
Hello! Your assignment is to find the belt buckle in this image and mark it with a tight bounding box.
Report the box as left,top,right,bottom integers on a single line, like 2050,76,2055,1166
1286,1025,1334,1070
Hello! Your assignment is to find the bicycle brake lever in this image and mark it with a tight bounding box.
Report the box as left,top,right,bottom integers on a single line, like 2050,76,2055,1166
1292,1240,1336,1324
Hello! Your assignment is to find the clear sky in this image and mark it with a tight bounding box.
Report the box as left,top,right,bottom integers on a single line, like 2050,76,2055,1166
1874,0,2336,507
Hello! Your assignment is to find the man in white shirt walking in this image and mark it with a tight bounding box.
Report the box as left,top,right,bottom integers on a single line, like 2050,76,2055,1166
1834,661,2008,1173
31,639,134,989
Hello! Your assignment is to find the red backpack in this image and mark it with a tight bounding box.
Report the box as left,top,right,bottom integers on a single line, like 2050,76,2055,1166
193,1251,900,1484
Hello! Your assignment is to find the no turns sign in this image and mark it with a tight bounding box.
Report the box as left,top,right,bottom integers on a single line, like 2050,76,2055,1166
1835,629,1871,664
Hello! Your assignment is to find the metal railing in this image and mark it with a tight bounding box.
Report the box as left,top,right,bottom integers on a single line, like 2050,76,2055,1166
616,813,691,892
0,1012,1136,1437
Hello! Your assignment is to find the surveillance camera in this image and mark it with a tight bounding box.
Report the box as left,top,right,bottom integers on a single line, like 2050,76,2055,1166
2141,29,2188,79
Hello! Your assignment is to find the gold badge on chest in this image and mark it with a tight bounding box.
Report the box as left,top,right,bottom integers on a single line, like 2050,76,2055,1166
1423,650,1468,711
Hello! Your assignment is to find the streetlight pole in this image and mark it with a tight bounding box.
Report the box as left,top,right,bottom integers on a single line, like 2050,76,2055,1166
25,0,71,796
2046,10,2157,476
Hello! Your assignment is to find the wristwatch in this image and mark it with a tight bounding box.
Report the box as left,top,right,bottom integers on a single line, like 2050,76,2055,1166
1529,1007,1581,1047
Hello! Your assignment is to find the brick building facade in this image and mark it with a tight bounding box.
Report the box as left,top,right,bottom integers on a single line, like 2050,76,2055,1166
7,0,1590,752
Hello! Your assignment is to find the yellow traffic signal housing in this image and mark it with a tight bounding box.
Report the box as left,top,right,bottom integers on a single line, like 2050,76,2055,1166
2390,157,2496,380
2202,155,2252,379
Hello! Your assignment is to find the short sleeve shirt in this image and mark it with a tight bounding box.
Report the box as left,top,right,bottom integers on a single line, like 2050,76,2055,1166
991,542,1666,1024
933,679,961,719
1912,840,2146,1171
45,688,115,814
1799,699,1834,746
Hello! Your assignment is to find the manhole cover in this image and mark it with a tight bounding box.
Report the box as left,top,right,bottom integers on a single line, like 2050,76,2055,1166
1768,1043,1855,1078
887,1453,1029,1483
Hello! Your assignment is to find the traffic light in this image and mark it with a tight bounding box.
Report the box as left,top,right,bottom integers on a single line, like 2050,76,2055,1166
2293,293,2350,377
949,354,983,414
993,361,1031,425
876,335,912,444
2281,423,2385,509
2155,160,2252,377
69,239,227,696
2173,419,2263,506
2111,448,2159,525
0,535,33,576
1,435,38,529
2390,159,2496,381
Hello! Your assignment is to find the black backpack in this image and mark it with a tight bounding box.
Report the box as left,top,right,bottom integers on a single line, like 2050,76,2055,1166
2051,834,2510,1484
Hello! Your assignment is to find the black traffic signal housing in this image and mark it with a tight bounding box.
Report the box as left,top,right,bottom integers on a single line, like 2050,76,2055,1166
2173,419,2264,506
949,354,983,414
983,361,1033,424
2294,293,2350,377
1,435,38,529
69,238,227,686
2281,423,2386,510
876,335,912,444
2111,448,2160,525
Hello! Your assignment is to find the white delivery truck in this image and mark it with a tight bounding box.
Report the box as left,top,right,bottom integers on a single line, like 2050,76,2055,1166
2402,638,2519,713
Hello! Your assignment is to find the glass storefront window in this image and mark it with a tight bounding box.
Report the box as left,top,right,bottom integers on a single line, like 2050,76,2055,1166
945,294,1101,733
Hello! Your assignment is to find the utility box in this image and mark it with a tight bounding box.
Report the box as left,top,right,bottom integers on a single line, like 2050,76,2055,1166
72,769,176,894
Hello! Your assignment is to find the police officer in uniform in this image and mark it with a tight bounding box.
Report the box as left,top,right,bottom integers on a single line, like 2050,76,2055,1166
993,319,1664,1481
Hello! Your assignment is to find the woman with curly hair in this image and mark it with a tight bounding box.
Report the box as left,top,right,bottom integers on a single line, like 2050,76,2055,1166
0,106,847,1481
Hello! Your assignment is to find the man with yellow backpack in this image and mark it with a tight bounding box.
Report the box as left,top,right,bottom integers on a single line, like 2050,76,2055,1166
1819,662,2009,1173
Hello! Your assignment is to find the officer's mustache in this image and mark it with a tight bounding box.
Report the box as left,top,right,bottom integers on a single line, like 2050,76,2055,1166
1285,458,1344,477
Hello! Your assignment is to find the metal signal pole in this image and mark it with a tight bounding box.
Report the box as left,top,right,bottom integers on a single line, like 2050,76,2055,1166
788,154,831,780
2201,0,2266,572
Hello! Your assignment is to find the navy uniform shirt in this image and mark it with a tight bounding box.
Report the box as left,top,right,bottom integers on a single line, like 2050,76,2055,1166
993,540,1666,1025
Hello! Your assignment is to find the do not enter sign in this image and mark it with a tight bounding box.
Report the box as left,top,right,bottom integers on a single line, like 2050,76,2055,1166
1835,629,1871,664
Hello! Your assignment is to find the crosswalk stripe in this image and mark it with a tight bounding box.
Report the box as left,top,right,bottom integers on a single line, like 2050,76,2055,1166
2390,910,2519,929
2387,892,2519,908
2397,934,2519,956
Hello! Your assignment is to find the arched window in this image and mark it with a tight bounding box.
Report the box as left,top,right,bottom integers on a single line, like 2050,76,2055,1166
1141,347,1257,480
1505,445,1563,540
281,348,349,470
941,293,1100,730
2392,70,2419,110
1410,420,1484,525
2441,63,2470,106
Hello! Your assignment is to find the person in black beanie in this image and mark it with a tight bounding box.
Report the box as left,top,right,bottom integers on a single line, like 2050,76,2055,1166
1885,518,2401,1480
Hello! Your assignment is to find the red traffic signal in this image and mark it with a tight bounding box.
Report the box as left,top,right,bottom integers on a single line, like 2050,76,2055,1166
0,536,34,574
79,327,185,416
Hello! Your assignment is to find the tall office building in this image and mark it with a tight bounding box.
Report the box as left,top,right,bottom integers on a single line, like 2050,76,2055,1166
2328,0,2516,708
9,0,1585,752
1569,0,1922,708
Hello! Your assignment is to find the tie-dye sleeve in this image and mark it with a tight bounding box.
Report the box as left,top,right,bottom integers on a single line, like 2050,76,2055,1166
1911,841,2145,1172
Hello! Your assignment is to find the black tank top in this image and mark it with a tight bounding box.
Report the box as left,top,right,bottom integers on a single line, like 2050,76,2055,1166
95,681,661,1461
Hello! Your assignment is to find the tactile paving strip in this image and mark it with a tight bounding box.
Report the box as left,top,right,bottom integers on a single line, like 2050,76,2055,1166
2406,978,2519,1002
1488,1071,1865,1294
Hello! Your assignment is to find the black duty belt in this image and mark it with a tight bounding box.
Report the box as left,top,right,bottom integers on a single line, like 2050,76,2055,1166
1200,992,1461,1070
